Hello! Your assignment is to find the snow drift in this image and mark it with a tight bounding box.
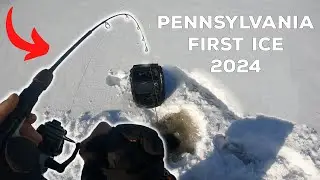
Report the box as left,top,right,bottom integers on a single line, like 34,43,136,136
42,66,320,180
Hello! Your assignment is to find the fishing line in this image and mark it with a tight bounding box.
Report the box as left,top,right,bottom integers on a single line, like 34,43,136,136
64,12,150,117
50,13,149,72
149,66,160,122
68,33,107,112
0,11,154,175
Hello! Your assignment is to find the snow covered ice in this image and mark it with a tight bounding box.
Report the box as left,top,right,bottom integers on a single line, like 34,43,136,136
0,0,320,179
41,67,320,180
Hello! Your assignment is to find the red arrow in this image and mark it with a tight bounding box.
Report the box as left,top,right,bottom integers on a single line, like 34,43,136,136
6,7,49,61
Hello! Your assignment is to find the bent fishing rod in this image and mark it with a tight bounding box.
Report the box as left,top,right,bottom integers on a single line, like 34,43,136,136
0,13,148,173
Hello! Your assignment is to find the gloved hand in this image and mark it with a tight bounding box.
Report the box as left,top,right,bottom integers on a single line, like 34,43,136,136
79,122,176,180
0,93,45,180
79,122,112,162
0,93,42,145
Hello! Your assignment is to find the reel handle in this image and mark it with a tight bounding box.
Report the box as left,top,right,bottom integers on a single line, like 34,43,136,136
4,119,80,175
43,143,81,173
4,137,80,174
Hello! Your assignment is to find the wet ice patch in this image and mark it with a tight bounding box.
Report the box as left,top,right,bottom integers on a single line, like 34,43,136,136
43,66,320,180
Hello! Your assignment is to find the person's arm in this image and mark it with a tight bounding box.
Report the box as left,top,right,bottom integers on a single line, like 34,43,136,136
0,93,42,145
0,93,44,180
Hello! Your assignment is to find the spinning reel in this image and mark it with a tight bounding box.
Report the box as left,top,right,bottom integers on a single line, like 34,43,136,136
0,12,148,177
5,119,80,174
37,120,80,173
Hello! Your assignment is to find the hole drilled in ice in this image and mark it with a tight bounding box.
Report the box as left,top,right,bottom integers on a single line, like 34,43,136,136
152,109,201,162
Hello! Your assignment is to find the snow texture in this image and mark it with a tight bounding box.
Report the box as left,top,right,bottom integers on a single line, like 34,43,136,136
0,1,319,179
42,67,320,180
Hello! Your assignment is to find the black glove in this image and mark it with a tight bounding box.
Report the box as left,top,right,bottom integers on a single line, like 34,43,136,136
0,94,44,180
80,123,176,180
0,137,45,180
